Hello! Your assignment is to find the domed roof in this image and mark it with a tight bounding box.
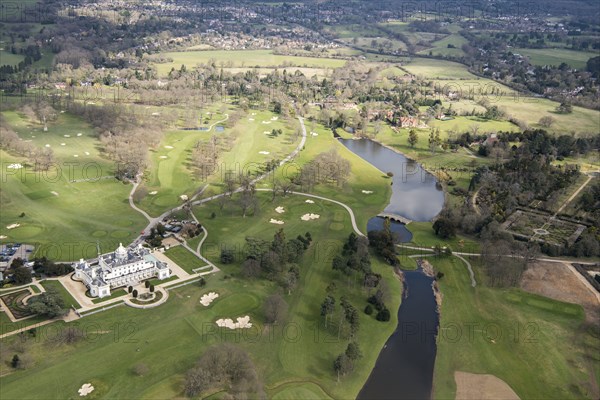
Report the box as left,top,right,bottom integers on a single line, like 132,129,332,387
115,243,127,259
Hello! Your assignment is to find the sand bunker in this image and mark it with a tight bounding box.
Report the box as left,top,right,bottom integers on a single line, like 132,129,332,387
180,195,188,201
45,144,51,147
362,190,373,194
7,163,22,169
78,383,95,397
151,112,160,116
248,118,255,121
200,292,219,306
310,132,318,136
0,235,7,239
60,143,66,146
305,199,315,204
454,371,520,400
149,191,158,195
301,213,320,221
73,154,79,157
164,145,174,149
270,219,284,225
216,316,252,329
51,191,59,196
77,133,83,136
263,131,271,134
159,156,168,159
6,224,20,229
85,152,90,155
271,116,278,121
259,151,270,155
64,134,71,138
262,121,271,124
275,206,285,213
251,113,256,116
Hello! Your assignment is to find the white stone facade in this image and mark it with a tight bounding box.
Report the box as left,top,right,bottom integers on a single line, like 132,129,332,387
74,243,170,298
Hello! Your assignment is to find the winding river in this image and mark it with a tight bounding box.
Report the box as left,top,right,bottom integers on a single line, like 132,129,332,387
338,138,443,400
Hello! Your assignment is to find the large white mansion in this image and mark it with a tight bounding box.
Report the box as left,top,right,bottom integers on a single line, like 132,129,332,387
74,243,171,298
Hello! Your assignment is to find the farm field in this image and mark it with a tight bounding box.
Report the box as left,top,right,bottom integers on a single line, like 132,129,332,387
515,48,599,69
402,57,600,135
432,256,598,399
153,50,347,76
0,111,147,259
417,34,468,57
0,191,401,400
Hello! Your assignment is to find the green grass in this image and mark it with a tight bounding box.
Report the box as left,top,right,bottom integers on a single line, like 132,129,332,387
153,50,346,76
0,111,147,259
515,48,599,69
163,246,205,273
432,256,598,399
0,50,25,66
396,58,600,136
135,106,298,216
0,188,400,399
39,280,81,309
417,34,468,57
403,58,480,79
91,288,128,304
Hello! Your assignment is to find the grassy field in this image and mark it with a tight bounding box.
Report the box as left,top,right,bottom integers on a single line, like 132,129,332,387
403,58,477,79
266,117,392,231
153,50,346,76
515,48,599,69
0,50,25,66
418,34,468,57
39,280,81,309
0,190,401,399
0,111,147,259
432,256,598,399
135,106,300,216
402,57,600,135
164,246,205,273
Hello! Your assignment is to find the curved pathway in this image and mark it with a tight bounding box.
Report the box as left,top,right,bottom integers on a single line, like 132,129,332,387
128,116,307,242
123,287,169,309
254,188,364,236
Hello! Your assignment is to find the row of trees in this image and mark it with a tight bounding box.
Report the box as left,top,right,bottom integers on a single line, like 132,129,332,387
322,232,394,380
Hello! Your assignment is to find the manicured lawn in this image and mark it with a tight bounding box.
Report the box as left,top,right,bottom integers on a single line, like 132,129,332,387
515,48,599,69
135,106,299,216
0,189,401,399
164,246,205,273
154,50,346,76
91,288,128,304
432,256,598,399
40,280,81,309
0,111,147,259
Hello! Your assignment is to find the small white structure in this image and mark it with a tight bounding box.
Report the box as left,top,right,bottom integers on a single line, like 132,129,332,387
74,243,170,298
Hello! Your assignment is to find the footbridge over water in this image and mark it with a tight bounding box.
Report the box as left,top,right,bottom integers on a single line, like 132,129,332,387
377,213,412,225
